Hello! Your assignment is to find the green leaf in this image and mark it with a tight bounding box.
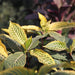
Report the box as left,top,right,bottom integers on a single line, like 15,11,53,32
44,41,68,51
52,53,67,61
49,31,65,42
0,40,8,57
9,21,27,49
0,61,4,71
22,25,41,31
54,70,75,75
0,54,5,61
70,39,75,53
0,67,35,75
30,49,55,66
61,61,75,70
49,31,73,48
38,12,47,28
4,52,26,69
38,65,56,75
0,34,24,52
48,22,75,31
28,34,48,50
24,37,32,50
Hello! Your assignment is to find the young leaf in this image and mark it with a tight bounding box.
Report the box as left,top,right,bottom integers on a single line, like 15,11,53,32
9,21,27,48
4,52,26,69
0,34,24,52
24,37,32,50
70,39,75,53
44,41,68,51
28,34,48,50
38,12,47,29
48,22,75,31
22,25,41,31
0,40,8,57
54,70,75,75
30,49,55,66
0,67,35,75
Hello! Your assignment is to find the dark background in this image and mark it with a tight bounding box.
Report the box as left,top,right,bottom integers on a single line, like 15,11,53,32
0,0,75,30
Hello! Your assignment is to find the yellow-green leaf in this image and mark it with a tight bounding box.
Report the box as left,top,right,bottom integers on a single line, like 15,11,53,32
9,21,27,48
22,25,41,31
30,49,55,66
0,40,8,57
61,61,75,70
38,12,47,29
44,41,68,51
1,28,9,34
24,36,32,50
0,61,4,71
38,64,57,75
70,39,75,53
54,70,75,75
0,67,35,75
48,22,75,31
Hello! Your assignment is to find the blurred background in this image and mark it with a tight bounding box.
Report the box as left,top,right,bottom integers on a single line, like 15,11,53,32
0,0,75,33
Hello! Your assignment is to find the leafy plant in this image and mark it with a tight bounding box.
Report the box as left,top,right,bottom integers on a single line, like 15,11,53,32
0,12,75,75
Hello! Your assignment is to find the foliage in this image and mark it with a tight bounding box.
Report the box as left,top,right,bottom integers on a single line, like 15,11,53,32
0,12,75,75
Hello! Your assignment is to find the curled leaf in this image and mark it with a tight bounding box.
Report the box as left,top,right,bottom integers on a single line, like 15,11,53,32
38,12,47,30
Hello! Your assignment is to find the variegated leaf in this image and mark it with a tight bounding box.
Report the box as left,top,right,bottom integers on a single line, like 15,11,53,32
1,28,9,34
0,40,8,57
30,49,55,66
54,70,75,75
0,67,35,75
4,52,26,69
70,39,75,52
0,34,24,52
22,25,41,31
9,21,27,48
44,41,68,51
48,22,75,31
38,12,47,30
